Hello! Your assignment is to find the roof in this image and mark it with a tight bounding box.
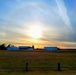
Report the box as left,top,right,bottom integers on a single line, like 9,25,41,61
19,46,30,48
44,47,58,48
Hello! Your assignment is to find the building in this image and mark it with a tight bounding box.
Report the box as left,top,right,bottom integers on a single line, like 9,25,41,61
44,47,59,51
7,45,34,51
19,46,34,50
7,47,19,50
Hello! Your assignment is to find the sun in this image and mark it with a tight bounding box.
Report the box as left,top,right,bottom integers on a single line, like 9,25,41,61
29,26,42,39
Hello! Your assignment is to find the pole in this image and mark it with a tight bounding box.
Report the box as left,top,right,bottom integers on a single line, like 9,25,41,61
58,63,60,71
26,63,28,72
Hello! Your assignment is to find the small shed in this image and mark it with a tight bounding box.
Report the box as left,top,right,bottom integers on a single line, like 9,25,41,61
27,48,33,50
7,47,19,50
44,47,59,51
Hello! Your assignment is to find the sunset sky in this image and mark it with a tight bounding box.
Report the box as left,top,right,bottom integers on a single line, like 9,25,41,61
0,0,76,48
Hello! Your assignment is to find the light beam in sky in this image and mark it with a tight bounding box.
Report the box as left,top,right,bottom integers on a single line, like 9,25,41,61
55,0,72,29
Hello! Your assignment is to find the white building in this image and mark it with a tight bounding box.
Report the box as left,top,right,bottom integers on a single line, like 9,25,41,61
7,47,19,50
7,46,34,51
44,47,59,51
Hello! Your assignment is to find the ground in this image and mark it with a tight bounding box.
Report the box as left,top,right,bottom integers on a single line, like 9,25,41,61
0,50,76,75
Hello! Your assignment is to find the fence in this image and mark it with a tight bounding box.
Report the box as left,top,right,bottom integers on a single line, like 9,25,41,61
0,62,76,72
25,63,76,72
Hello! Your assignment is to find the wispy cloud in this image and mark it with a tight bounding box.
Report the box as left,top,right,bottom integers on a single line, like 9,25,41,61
55,0,72,29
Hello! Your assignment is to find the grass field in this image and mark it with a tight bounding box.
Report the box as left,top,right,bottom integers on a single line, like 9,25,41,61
0,50,76,75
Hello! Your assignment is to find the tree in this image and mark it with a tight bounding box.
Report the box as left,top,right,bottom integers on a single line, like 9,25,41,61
0,44,7,50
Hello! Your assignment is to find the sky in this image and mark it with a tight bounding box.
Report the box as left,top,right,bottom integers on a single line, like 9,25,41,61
0,0,76,48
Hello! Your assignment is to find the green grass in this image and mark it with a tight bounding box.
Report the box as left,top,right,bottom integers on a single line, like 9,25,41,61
0,50,76,75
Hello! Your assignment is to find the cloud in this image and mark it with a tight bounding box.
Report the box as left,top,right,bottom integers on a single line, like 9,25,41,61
55,0,72,29
60,42,76,48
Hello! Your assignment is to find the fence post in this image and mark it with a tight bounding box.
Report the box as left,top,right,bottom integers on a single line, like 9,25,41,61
58,63,60,71
26,63,28,72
